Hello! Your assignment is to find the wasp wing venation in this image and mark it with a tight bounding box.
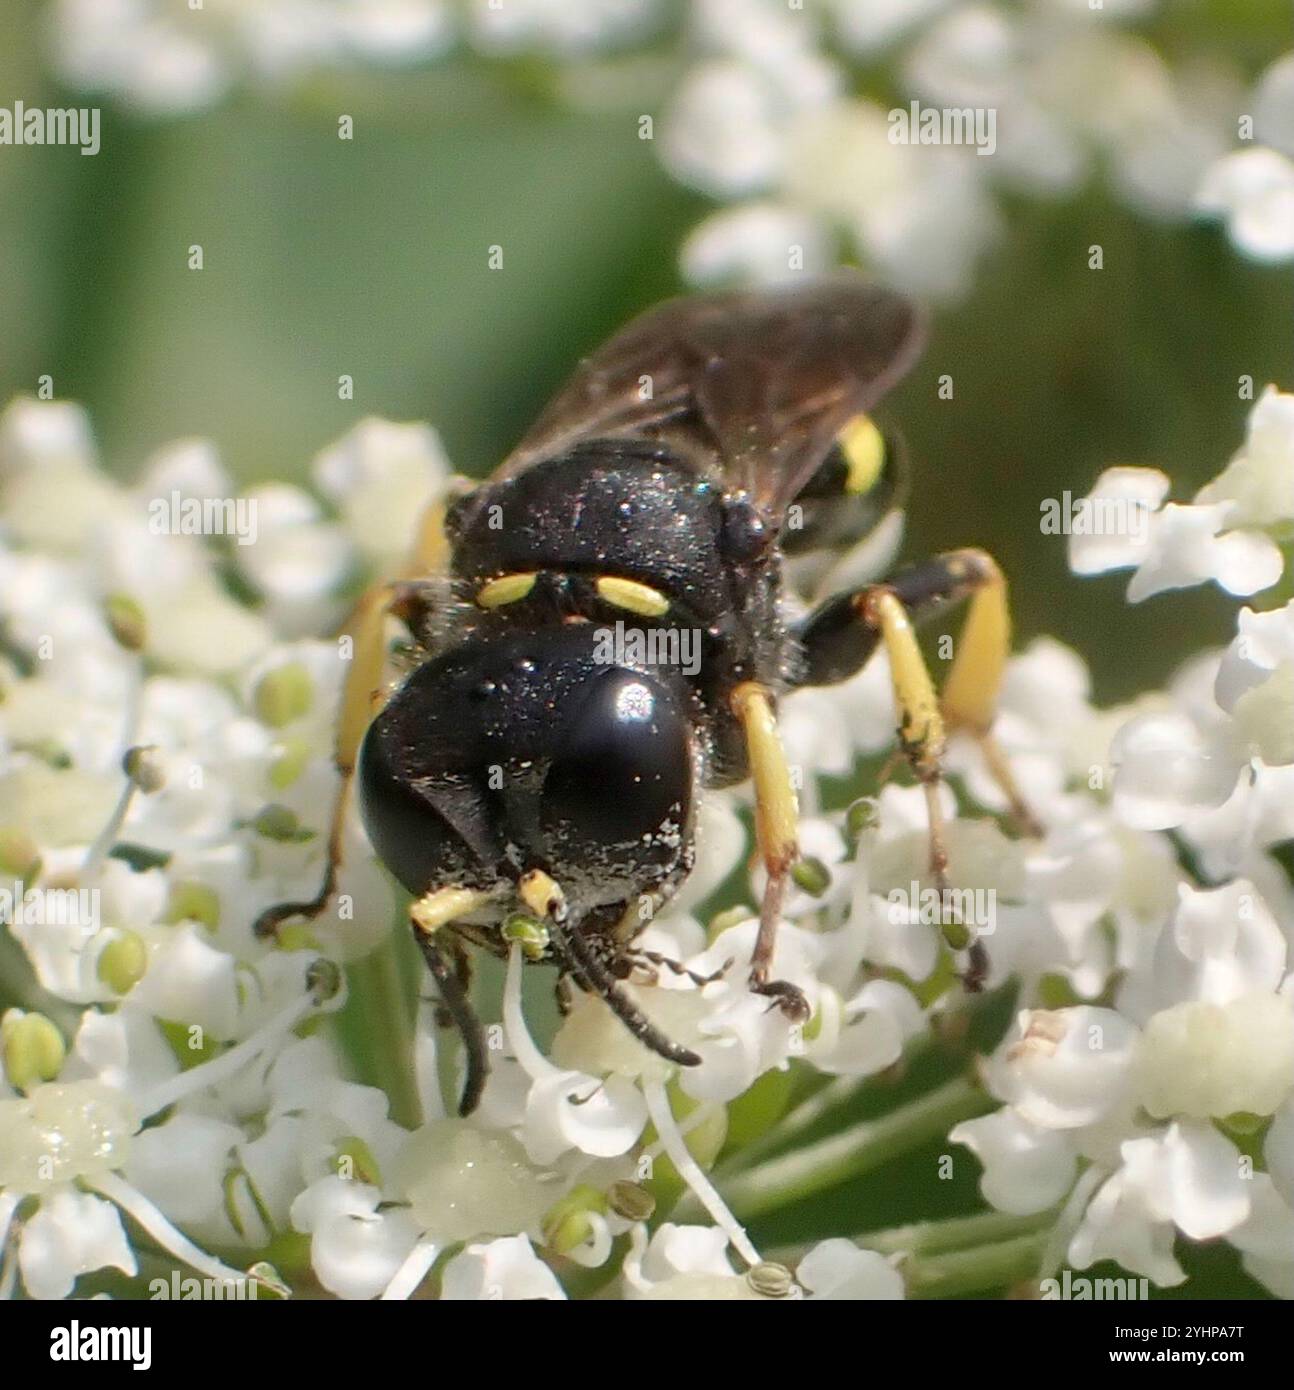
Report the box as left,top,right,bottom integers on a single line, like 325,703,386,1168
495,274,926,526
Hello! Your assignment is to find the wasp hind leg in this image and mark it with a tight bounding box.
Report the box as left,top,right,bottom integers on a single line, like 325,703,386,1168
794,548,1038,991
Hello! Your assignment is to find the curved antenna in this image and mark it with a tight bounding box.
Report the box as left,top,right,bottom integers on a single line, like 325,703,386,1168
551,920,701,1069
413,929,489,1116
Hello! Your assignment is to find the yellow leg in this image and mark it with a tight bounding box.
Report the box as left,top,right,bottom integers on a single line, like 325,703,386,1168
730,681,809,1022
401,486,465,579
254,581,404,938
937,550,1039,836
859,589,950,889
861,590,946,779
858,583,994,989
939,551,1008,736
795,548,1034,990
256,484,457,939
255,495,459,940
337,483,466,762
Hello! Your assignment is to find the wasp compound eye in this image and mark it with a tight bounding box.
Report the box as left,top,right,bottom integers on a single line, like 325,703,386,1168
541,667,692,878
356,712,491,900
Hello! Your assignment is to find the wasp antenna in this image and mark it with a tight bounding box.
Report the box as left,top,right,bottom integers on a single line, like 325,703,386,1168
412,928,489,1116
551,920,701,1069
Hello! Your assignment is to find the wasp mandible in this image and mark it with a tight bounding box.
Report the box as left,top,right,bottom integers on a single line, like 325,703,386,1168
256,273,1035,1113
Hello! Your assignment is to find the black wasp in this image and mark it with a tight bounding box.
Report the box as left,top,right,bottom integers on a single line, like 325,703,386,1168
257,273,1033,1114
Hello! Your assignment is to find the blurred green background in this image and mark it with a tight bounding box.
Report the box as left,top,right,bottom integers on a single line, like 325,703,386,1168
3,1,1292,704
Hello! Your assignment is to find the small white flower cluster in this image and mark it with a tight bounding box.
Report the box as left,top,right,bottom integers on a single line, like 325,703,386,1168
1,388,1291,1300
45,2,1288,278
1198,53,1294,263
954,386,1294,1296
51,0,456,114
663,0,1292,296
0,396,435,1297
1070,388,1294,850
47,0,660,115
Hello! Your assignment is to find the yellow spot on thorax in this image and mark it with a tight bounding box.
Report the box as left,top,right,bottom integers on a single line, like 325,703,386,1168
838,415,886,494
477,572,538,608
595,575,670,617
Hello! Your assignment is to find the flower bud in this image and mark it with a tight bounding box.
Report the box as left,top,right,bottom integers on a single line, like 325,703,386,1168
791,855,831,897
747,1261,794,1298
164,880,221,930
0,826,41,880
606,1180,656,1223
541,1184,606,1255
1136,993,1294,1120
123,745,165,793
103,593,147,651
2,1012,66,1092
96,929,148,994
255,663,315,728
502,912,549,961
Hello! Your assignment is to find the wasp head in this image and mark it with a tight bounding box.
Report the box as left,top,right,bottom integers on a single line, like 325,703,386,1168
356,625,697,926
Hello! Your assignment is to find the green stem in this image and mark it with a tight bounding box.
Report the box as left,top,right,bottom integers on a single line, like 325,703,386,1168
681,1076,993,1223
859,1206,1057,1257
717,1071,855,1175
337,931,422,1131
0,929,82,1035
767,1205,1058,1268
904,1231,1051,1299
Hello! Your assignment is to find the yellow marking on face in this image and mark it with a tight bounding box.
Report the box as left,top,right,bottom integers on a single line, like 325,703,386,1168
838,415,886,495
595,575,670,618
477,572,538,609
410,886,494,937
519,868,566,922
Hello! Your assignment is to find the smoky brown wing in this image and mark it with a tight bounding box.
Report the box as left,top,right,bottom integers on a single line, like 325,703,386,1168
498,274,925,521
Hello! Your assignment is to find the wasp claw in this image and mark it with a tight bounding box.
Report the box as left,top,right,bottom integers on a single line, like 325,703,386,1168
750,976,810,1024
959,939,990,994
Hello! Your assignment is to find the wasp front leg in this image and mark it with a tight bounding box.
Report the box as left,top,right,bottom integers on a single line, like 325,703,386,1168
730,681,811,1023
252,524,452,943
